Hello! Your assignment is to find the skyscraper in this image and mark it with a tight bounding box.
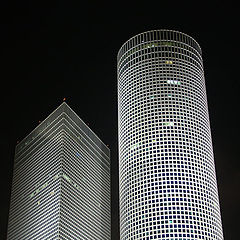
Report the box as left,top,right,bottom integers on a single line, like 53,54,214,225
117,30,224,240
7,102,111,239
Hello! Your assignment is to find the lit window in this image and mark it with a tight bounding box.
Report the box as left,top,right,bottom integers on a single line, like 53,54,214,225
163,122,174,126
167,80,181,85
63,174,71,183
53,173,60,180
166,60,173,64
130,142,140,150
30,192,35,198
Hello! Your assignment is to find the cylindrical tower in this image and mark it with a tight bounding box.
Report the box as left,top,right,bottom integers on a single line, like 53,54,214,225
117,30,224,240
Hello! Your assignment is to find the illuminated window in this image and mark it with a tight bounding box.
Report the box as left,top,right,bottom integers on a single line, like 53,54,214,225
163,122,174,126
53,173,60,180
166,60,173,64
63,173,71,183
30,192,35,198
167,80,181,85
130,142,140,150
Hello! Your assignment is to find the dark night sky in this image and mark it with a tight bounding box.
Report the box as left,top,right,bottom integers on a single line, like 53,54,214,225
1,1,239,239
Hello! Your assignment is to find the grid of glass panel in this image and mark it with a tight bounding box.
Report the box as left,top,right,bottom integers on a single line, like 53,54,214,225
7,103,111,240
117,30,224,240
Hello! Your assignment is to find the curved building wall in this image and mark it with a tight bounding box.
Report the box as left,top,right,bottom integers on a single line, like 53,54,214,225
117,30,223,240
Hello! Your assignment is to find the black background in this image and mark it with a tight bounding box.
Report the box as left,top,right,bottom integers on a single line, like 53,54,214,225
1,1,239,239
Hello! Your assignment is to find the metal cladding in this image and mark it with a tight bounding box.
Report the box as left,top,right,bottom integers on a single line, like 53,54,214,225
7,102,111,239
117,30,224,240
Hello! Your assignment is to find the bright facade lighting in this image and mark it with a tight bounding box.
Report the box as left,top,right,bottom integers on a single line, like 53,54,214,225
117,30,224,240
7,103,111,239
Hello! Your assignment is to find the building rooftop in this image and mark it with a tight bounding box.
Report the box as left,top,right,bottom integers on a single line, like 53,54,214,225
15,102,110,157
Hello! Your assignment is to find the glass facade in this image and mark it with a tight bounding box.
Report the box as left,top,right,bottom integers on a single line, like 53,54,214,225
7,102,111,239
117,30,224,240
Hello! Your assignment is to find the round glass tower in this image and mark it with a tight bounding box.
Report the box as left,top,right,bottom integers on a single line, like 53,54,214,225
117,30,224,240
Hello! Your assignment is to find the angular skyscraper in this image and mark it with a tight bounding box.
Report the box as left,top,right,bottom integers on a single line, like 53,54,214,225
7,102,111,240
117,30,224,240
